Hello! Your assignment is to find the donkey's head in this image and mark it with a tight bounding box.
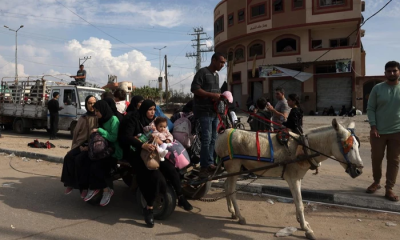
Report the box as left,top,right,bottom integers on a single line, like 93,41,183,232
331,119,363,178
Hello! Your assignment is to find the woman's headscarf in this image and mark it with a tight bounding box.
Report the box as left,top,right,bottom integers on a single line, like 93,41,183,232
126,95,144,113
104,97,123,122
85,95,96,116
138,99,156,127
94,100,114,126
182,100,193,113
104,97,118,115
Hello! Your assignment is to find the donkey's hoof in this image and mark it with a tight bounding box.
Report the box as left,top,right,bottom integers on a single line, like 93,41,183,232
305,231,316,240
238,218,247,225
231,214,238,219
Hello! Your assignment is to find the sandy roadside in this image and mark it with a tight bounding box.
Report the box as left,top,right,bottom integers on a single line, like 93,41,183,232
0,115,370,159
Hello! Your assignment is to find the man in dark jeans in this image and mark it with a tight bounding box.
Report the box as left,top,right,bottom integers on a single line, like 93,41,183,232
191,53,226,178
48,92,63,140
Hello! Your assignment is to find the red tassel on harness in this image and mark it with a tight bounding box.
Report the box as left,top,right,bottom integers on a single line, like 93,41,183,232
214,99,229,133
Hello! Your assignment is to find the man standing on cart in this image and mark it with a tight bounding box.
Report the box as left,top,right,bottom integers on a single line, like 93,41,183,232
191,52,226,178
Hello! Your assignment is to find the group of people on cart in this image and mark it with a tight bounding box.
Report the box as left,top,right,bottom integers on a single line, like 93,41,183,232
60,52,304,228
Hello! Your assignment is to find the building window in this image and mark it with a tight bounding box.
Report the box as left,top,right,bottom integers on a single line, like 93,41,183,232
273,0,284,12
232,72,241,82
312,40,322,49
214,16,224,36
330,38,349,48
293,0,304,8
249,43,264,58
251,3,266,18
238,9,245,22
320,0,345,7
276,38,297,53
235,48,245,61
228,52,234,62
228,14,234,26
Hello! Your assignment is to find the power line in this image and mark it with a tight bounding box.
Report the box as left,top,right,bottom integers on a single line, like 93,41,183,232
54,0,158,56
169,74,195,87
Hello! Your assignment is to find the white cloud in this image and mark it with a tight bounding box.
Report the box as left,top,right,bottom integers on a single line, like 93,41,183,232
1,37,161,87
0,55,27,78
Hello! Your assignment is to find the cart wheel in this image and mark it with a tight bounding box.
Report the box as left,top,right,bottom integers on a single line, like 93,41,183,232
136,184,176,220
182,181,212,200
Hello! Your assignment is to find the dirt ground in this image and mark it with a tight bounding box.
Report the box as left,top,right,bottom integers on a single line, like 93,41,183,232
1,155,400,240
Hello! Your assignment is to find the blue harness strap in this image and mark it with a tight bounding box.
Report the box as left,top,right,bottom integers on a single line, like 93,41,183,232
222,131,275,163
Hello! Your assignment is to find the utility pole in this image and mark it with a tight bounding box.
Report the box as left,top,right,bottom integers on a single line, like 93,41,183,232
164,55,169,105
186,27,214,72
79,56,91,66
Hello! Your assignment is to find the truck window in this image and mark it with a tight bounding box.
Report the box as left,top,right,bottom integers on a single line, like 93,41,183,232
64,89,77,105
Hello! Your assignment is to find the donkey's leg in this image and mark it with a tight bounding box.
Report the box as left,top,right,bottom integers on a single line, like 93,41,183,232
286,178,316,240
224,178,236,219
228,174,246,224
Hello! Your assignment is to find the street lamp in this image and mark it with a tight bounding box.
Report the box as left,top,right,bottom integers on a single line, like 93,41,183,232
154,46,167,77
4,25,24,82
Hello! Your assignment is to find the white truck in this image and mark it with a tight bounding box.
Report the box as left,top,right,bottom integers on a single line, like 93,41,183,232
0,76,104,135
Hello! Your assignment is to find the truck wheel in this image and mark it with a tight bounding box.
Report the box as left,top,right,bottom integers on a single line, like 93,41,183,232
13,119,30,134
136,184,176,220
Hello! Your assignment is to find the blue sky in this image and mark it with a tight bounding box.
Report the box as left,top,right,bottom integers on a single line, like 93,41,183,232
0,0,399,93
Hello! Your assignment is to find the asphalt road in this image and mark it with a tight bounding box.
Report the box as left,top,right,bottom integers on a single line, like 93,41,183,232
1,155,400,240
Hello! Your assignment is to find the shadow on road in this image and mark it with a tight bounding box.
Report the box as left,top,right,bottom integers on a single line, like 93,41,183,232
0,175,287,239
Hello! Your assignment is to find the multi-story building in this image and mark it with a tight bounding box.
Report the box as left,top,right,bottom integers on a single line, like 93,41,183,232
214,0,379,114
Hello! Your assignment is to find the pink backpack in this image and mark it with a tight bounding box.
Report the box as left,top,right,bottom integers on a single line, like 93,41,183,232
172,114,194,148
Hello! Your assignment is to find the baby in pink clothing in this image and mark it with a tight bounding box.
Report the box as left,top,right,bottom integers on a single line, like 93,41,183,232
144,117,173,161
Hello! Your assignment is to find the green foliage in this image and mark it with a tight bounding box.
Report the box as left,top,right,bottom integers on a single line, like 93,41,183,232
132,86,193,104
132,86,161,101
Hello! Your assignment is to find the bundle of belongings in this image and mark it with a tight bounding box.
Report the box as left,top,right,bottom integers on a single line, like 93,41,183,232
28,139,56,149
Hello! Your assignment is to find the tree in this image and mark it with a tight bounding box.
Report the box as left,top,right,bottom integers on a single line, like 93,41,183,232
132,86,161,101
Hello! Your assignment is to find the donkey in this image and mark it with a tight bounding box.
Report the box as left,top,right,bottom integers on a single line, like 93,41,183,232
215,119,363,240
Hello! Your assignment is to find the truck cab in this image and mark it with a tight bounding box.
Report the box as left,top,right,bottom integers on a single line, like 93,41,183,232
47,85,104,135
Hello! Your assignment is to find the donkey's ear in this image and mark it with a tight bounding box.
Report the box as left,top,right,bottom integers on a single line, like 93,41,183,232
348,121,355,130
332,118,339,131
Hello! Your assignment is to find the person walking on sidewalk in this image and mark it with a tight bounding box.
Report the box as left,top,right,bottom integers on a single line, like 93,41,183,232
366,61,400,202
48,92,63,140
191,52,226,178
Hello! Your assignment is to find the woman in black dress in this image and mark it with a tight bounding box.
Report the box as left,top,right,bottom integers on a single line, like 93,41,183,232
119,100,192,228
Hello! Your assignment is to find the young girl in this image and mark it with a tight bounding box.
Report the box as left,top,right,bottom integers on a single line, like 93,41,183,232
282,93,303,134
142,117,173,161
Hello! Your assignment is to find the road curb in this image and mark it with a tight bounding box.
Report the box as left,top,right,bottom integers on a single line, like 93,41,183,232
0,148,63,164
211,181,334,203
212,180,400,213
